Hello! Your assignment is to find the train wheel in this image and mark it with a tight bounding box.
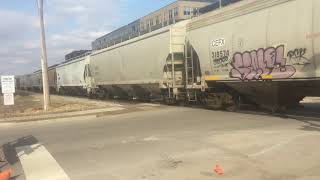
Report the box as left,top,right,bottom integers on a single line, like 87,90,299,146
96,89,106,99
205,94,224,110
225,94,241,112
163,95,176,105
88,92,96,99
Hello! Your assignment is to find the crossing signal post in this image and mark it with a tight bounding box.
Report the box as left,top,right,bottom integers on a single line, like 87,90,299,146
37,0,50,111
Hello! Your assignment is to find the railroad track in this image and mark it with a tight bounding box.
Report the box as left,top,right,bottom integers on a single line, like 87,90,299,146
237,107,320,122
18,91,320,122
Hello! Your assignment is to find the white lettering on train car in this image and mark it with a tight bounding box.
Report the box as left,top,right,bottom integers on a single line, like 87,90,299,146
211,38,225,48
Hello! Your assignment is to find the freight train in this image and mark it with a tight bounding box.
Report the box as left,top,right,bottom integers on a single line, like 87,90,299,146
17,0,320,111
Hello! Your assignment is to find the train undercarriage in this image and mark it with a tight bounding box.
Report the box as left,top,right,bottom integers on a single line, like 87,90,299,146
160,80,320,112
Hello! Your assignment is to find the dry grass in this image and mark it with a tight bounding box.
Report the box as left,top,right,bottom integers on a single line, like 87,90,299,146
0,91,108,118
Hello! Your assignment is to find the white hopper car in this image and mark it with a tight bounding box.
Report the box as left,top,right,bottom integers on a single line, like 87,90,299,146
55,56,90,95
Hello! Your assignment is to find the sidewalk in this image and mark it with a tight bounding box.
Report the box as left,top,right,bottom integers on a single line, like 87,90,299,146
0,107,126,123
0,91,128,123
0,91,164,123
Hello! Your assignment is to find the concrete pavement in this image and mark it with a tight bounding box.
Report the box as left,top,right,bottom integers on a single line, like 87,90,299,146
0,101,162,123
0,105,320,180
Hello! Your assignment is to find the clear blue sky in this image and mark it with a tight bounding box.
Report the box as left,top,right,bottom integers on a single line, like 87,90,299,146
0,0,175,75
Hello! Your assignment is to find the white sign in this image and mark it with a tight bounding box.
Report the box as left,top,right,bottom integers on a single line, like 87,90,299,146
3,93,14,106
1,75,15,94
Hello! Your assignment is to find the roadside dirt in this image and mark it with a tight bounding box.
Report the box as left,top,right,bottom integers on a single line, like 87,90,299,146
0,91,119,119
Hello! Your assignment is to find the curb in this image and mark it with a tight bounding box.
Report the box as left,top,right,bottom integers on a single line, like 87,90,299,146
0,107,125,123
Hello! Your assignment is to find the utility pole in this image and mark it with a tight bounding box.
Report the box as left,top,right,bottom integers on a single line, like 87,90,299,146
37,0,50,111
173,9,176,23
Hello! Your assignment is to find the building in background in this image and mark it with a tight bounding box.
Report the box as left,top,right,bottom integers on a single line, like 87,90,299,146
92,0,216,51
199,0,242,13
139,0,215,34
65,50,92,62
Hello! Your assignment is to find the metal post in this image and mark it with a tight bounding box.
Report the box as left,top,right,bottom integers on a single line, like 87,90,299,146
219,0,222,8
162,13,165,27
170,28,175,96
173,9,176,24
184,42,189,87
37,0,50,111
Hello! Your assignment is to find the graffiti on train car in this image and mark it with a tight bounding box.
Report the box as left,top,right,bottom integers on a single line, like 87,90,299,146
230,45,296,80
287,48,310,65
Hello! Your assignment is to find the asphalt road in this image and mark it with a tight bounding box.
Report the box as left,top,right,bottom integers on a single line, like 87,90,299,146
0,104,320,180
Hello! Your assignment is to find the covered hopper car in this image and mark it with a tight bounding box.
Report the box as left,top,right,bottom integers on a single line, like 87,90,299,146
18,0,320,111
185,0,320,110
17,65,58,93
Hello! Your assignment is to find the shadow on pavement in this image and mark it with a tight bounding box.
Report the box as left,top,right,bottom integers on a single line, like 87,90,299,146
296,119,320,132
274,108,320,132
9,174,21,180
234,103,320,132
299,125,320,132
2,136,39,165
0,162,8,169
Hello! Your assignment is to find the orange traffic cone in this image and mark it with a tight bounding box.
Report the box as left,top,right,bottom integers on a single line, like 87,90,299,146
214,165,224,175
0,169,12,180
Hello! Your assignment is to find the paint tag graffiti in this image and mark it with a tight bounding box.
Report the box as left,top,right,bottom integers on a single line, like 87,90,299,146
230,45,296,80
287,48,310,65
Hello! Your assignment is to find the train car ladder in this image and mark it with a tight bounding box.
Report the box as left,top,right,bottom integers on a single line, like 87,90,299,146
184,41,198,102
166,24,186,99
185,41,195,87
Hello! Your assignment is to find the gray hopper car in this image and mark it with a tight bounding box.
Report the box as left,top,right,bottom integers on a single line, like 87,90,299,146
18,0,320,111
17,66,57,93
88,20,189,99
185,0,320,109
